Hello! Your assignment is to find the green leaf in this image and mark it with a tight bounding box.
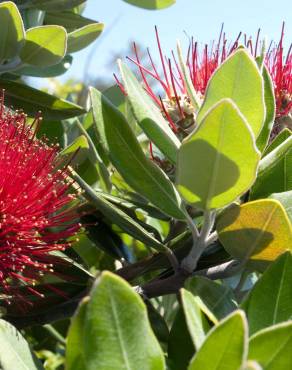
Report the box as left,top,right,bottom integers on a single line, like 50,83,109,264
268,191,292,222
60,134,89,156
186,276,237,320
16,55,73,77
0,1,25,64
146,302,169,345
168,307,195,370
0,78,86,119
75,118,111,192
72,172,166,252
118,60,180,164
256,66,276,151
83,271,165,370
217,199,292,266
243,361,263,370
180,289,210,349
122,0,175,9
188,311,248,370
67,23,103,53
90,87,185,220
21,0,86,11
263,128,291,156
176,99,260,210
243,252,292,335
44,11,96,32
197,49,265,138
177,41,200,110
248,322,292,369
0,319,43,370
21,8,45,28
66,297,88,370
250,136,292,199
20,25,67,67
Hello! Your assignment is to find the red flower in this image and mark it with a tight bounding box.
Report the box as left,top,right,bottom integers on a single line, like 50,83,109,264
126,24,291,133
265,24,292,117
0,93,80,301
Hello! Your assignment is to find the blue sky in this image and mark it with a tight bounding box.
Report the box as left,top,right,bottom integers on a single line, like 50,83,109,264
61,0,291,83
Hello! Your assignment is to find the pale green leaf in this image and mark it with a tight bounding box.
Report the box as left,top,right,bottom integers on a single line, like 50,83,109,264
248,322,292,369
177,99,260,210
256,66,276,151
180,289,210,349
0,1,25,64
0,319,43,370
188,311,248,370
122,0,175,10
20,25,67,67
67,23,104,53
197,49,265,138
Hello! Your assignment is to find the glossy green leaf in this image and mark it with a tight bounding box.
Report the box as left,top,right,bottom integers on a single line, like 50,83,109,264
263,128,291,156
197,49,265,138
0,1,25,64
83,272,165,370
217,199,292,265
0,319,43,370
256,66,276,151
186,276,237,320
243,252,292,335
122,0,175,9
0,78,86,119
177,99,260,210
90,87,185,219
67,23,104,53
16,55,73,77
268,191,292,222
72,172,166,251
180,289,210,349
248,322,292,369
250,136,292,199
66,297,89,370
188,311,248,370
20,25,67,67
118,60,180,164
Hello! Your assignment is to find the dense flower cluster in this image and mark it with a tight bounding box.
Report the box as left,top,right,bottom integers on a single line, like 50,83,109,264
0,93,80,301
125,24,291,137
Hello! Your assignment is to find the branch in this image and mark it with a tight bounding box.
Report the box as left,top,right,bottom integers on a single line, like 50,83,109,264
140,259,241,299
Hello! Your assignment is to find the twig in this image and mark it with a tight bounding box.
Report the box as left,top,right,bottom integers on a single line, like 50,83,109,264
182,210,216,273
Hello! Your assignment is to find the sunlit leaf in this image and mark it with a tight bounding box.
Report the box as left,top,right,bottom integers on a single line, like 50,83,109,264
177,99,260,210
20,25,67,67
0,1,25,64
217,199,292,267
197,49,265,138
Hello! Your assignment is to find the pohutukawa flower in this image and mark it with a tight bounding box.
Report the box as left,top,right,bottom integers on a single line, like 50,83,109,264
265,24,291,119
0,92,81,302
124,23,291,140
